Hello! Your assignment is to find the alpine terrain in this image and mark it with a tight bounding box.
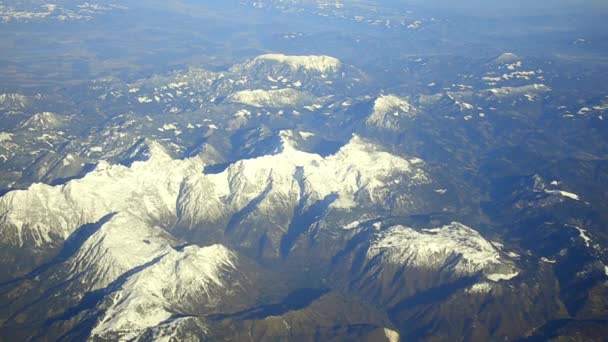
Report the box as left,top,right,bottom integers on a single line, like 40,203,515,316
1,0,608,341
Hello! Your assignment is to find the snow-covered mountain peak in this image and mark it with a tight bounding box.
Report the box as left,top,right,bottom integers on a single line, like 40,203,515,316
137,140,173,161
177,133,431,232
235,133,416,175
120,243,237,300
91,243,242,341
276,129,303,153
19,111,63,130
494,52,521,64
0,93,29,110
329,135,425,181
367,94,416,131
0,140,205,248
367,222,518,281
250,53,342,73
373,95,413,114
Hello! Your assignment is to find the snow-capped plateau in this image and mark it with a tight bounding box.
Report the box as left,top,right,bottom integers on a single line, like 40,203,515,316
243,54,342,73
366,222,519,282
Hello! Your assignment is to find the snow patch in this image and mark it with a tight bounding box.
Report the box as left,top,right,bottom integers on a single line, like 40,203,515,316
541,257,556,264
0,132,13,145
384,328,400,342
568,225,592,247
343,221,361,230
137,96,153,103
544,189,580,201
298,131,315,139
486,271,519,282
466,282,493,294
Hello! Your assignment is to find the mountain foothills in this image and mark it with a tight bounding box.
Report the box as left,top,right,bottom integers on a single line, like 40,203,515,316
0,0,608,340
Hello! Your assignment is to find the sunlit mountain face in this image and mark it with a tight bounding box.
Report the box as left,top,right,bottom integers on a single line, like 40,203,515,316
0,0,607,341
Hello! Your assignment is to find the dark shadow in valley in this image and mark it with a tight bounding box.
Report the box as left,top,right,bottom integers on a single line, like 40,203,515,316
516,319,608,342
280,172,338,258
388,275,479,315
49,163,98,186
43,254,169,342
329,228,375,271
203,162,232,174
46,252,167,325
118,137,158,167
225,179,273,234
309,139,343,157
209,288,330,321
0,213,117,289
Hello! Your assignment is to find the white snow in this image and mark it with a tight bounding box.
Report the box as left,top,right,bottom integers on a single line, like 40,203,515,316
494,52,520,64
506,251,520,259
158,123,178,132
384,328,400,342
486,84,550,98
298,131,315,139
20,112,62,130
457,101,474,111
62,154,75,166
367,95,415,130
367,222,518,281
568,225,592,248
0,141,204,248
0,134,429,250
168,81,188,89
0,132,13,147
91,244,237,340
0,93,28,109
544,189,580,201
0,132,13,142
344,221,361,230
226,88,314,108
137,96,153,103
252,54,342,73
486,271,519,282
466,282,493,294
373,95,413,117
